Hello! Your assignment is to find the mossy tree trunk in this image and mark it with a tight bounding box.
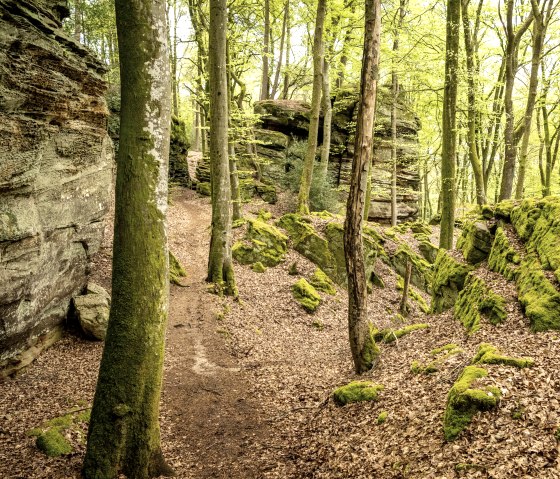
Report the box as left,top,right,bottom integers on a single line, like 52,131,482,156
297,0,326,215
439,0,460,250
82,0,173,477
343,0,381,375
207,0,237,296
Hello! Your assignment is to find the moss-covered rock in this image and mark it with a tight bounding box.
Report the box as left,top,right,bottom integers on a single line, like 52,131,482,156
251,261,266,273
409,221,432,236
332,381,384,406
169,116,191,187
431,250,474,313
414,233,439,264
373,323,430,343
255,182,277,204
377,411,388,424
169,251,187,285
310,268,336,295
454,273,507,333
410,360,439,375
510,197,541,241
495,199,516,221
35,428,73,457
457,220,493,265
471,343,534,368
196,181,211,196
292,278,321,312
516,254,560,331
390,243,433,293
443,366,501,441
487,227,520,281
233,219,288,267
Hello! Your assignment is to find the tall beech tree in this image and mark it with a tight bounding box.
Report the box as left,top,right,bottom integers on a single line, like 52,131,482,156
207,0,237,295
297,0,326,215
439,0,460,250
343,0,381,374
82,0,174,477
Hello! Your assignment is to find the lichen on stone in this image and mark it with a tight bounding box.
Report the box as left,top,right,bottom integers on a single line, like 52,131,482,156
443,366,501,441
310,268,336,295
292,278,321,313
332,381,384,406
471,343,534,368
431,250,474,313
454,273,507,333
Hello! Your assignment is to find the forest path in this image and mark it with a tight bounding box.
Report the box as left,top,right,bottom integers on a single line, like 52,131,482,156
161,188,269,478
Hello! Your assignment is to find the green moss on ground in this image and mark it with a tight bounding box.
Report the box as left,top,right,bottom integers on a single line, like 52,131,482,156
472,343,534,368
288,262,299,275
487,227,520,281
431,250,474,313
233,219,288,267
292,278,321,313
251,262,266,273
454,273,507,333
431,343,462,355
443,366,501,441
169,251,187,285
332,381,384,406
410,360,439,375
373,323,430,344
35,428,73,457
377,411,388,424
412,344,463,375
310,268,336,295
516,255,560,331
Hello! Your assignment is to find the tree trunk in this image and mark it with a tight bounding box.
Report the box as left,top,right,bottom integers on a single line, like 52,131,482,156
229,143,242,221
296,0,326,215
271,1,288,99
282,1,291,99
499,0,533,200
260,0,270,100
439,0,460,250
82,0,174,477
461,0,486,205
207,0,237,296
343,0,381,375
319,55,332,179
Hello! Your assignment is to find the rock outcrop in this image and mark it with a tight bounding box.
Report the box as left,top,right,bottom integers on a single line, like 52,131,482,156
253,87,421,223
0,0,112,375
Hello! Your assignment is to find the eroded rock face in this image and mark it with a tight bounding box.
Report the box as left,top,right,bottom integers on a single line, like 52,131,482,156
253,87,421,223
0,0,112,374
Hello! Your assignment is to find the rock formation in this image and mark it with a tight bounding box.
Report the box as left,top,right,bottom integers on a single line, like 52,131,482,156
0,0,113,375
253,87,421,222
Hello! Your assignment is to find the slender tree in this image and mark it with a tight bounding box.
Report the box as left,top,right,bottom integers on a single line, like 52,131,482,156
319,51,332,179
207,0,237,295
297,0,327,215
343,0,381,374
260,0,270,100
439,0,460,250
82,0,174,477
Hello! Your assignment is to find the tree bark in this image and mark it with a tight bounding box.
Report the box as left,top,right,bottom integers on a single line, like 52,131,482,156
282,1,291,99
439,0,460,250
207,0,237,296
271,1,288,99
461,0,486,205
82,0,174,477
319,54,332,179
297,0,326,215
343,0,381,375
260,0,270,100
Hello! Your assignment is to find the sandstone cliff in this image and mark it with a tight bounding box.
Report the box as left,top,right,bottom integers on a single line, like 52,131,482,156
0,0,112,375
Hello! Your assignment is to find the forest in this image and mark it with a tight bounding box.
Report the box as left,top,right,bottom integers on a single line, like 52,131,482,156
1,0,560,477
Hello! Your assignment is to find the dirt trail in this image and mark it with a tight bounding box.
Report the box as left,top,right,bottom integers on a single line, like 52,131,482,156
161,189,269,478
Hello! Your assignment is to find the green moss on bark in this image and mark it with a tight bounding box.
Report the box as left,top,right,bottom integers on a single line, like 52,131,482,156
443,366,501,441
332,381,384,406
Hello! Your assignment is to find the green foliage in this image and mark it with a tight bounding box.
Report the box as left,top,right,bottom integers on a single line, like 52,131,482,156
443,366,501,441
292,278,321,313
454,273,507,333
332,381,384,406
471,343,534,368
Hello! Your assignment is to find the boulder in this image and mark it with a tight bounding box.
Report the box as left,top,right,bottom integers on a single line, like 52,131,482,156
0,0,112,373
457,220,493,264
72,283,111,340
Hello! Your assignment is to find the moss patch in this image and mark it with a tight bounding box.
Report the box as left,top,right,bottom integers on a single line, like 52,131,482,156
169,251,187,285
456,220,493,265
233,219,288,267
251,261,266,273
472,343,534,368
377,411,388,424
332,381,384,406
292,278,321,313
454,274,507,333
373,323,430,344
310,268,336,295
487,227,520,281
431,250,474,313
443,366,501,441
